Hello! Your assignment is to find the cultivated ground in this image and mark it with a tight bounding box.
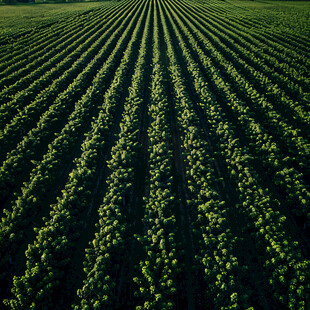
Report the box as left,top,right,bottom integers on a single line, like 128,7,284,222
0,0,309,309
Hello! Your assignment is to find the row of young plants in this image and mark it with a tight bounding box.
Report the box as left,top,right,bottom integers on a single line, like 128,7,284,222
191,0,310,95
0,2,131,78
199,0,310,88
261,20,310,55
0,0,136,134
3,1,148,308
213,8,309,101
249,19,310,59
132,3,181,309
166,4,310,306
74,4,151,308
193,2,310,133
179,0,310,220
0,18,116,133
0,0,137,165
176,0,309,115
0,18,73,69
201,90,310,310
173,0,310,139
0,3,120,100
189,0,310,70
0,0,308,308
0,25,80,87
0,0,143,205
0,3,109,67
0,5,110,85
158,2,249,308
215,0,310,54
166,0,310,224
0,0,145,289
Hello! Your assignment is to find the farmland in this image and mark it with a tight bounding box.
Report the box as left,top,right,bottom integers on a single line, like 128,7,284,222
0,0,310,308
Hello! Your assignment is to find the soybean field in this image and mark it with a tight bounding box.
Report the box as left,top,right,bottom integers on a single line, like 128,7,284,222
0,0,310,309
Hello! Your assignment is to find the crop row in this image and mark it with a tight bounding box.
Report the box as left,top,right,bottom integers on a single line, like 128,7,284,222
1,0,145,302
1,0,309,308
